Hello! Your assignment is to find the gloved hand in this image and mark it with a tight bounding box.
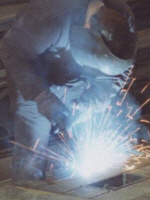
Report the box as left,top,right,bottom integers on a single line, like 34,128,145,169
45,49,81,86
35,91,71,134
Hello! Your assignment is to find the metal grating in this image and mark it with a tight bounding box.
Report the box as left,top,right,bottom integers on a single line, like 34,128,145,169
90,173,145,190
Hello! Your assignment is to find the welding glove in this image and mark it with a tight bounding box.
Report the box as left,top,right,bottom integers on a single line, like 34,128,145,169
35,91,72,134
44,49,81,86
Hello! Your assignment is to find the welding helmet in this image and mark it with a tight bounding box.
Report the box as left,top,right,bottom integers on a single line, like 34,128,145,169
70,8,137,76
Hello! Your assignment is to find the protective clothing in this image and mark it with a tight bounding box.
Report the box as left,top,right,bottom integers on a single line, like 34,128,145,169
43,49,82,86
70,26,136,76
104,0,135,33
0,0,135,182
0,0,90,101
70,8,137,76
96,8,132,58
9,78,87,182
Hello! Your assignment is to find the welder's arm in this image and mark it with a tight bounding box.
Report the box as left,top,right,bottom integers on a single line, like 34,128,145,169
34,50,79,132
46,48,83,82
4,55,72,132
4,56,50,101
51,48,112,81
105,0,135,32
16,60,72,131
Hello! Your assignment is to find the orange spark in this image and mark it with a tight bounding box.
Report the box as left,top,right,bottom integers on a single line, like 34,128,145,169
117,78,136,106
140,119,150,124
126,115,133,120
125,165,135,170
63,87,68,103
120,65,134,91
33,138,40,150
128,127,141,137
141,82,150,94
116,109,123,118
131,98,150,118
120,89,127,94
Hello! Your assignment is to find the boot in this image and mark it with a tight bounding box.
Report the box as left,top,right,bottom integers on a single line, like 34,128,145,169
12,147,46,184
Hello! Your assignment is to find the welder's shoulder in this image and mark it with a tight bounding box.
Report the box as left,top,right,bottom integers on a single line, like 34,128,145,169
26,0,84,19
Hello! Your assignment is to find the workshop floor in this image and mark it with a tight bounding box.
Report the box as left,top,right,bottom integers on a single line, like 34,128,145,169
1,1,150,200
1,156,150,200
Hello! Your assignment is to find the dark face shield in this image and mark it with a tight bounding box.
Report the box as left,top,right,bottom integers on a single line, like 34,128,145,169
70,25,137,76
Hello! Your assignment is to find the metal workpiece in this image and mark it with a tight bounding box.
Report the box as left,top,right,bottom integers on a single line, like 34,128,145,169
1,160,150,200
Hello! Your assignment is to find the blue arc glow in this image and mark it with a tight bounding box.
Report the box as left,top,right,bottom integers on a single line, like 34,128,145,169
63,107,133,178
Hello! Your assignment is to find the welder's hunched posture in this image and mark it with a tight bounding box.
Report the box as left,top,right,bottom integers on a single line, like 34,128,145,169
0,0,135,182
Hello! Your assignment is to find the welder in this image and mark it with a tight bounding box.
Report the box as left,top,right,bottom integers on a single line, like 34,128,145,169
0,0,135,183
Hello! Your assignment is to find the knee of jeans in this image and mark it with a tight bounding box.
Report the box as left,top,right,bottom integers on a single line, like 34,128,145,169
13,118,51,152
15,99,42,118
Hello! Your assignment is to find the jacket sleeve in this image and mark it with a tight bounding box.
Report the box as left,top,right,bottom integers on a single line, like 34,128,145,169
0,1,61,101
1,0,90,101
104,0,135,32
0,49,50,101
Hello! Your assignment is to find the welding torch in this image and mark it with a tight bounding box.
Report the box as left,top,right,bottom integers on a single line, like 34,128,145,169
79,65,120,82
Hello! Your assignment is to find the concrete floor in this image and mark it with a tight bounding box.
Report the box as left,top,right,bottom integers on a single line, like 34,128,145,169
0,157,12,182
0,184,86,200
1,156,150,200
